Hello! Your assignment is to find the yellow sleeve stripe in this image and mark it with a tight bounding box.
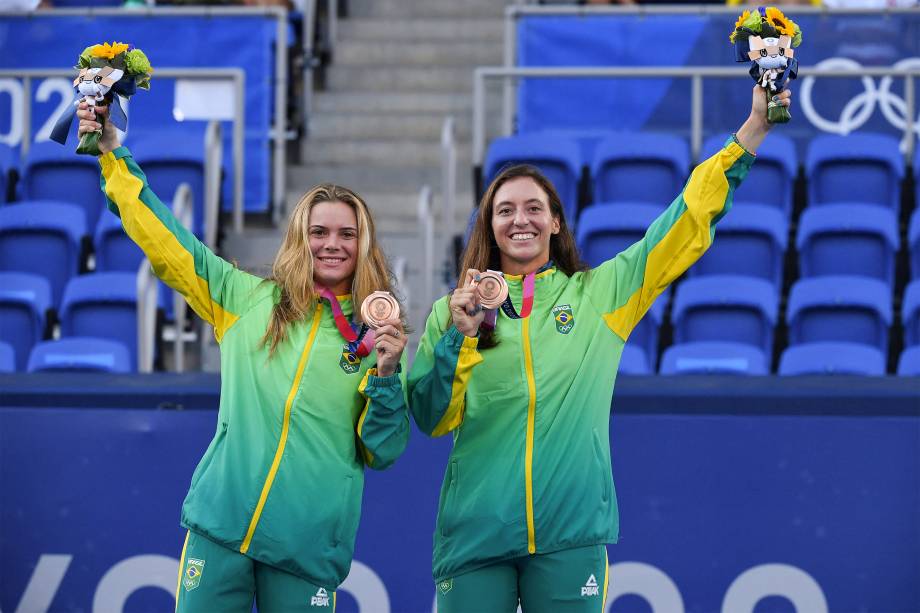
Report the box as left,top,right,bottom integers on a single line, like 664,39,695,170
431,335,483,437
356,369,377,466
602,143,741,340
103,156,239,341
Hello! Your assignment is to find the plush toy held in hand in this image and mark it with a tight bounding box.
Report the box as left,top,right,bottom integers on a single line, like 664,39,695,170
730,7,802,124
50,42,152,155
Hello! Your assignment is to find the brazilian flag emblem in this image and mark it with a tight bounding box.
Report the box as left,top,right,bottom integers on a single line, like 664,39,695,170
339,347,361,374
552,304,575,334
183,558,204,591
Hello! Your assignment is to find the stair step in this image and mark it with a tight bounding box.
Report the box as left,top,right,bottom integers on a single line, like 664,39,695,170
302,139,473,167
338,18,504,41
335,40,503,66
346,0,508,19
327,66,474,92
310,113,475,140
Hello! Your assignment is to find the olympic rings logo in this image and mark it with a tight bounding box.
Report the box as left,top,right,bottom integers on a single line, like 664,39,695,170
799,56,920,137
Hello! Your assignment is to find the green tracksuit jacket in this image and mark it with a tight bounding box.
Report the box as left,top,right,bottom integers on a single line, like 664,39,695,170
99,146,410,589
408,139,755,582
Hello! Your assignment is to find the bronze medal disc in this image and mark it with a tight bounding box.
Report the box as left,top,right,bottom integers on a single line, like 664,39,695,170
477,270,508,309
361,291,400,329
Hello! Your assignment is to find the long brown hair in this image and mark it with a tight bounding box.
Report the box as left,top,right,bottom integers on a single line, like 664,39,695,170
457,164,587,347
262,184,401,356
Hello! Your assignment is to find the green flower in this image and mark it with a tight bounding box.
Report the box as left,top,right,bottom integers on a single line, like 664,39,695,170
741,10,762,33
791,25,803,48
124,49,152,76
77,46,94,69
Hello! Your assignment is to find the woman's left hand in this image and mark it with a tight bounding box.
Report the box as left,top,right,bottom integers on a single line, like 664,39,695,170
373,319,406,377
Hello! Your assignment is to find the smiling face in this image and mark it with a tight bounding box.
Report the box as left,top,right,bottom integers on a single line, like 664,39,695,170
308,200,358,295
491,176,560,275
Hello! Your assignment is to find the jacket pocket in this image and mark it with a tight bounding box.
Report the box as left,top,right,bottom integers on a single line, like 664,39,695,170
189,421,228,491
438,460,459,538
592,429,611,505
333,475,357,547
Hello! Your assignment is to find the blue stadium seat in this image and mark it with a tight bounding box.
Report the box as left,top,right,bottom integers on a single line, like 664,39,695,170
21,141,106,231
0,142,16,203
805,133,904,211
779,342,886,376
0,272,50,372
910,208,920,280
483,134,582,222
796,203,899,286
626,288,668,370
618,344,651,375
576,203,661,267
0,201,86,307
787,276,891,354
903,280,920,349
897,346,920,376
129,130,206,237
94,212,145,273
59,272,138,370
591,133,689,206
672,275,778,356
0,341,15,373
660,341,768,375
27,337,131,373
701,133,797,216
690,204,788,289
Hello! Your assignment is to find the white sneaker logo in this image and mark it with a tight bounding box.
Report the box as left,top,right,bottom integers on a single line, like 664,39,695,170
581,574,600,597
310,587,330,607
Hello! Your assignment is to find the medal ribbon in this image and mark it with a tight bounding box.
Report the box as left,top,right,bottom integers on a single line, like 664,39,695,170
316,286,375,357
480,261,551,330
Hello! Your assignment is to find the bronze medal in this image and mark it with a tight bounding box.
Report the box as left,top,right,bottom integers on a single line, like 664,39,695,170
476,270,508,309
361,291,400,329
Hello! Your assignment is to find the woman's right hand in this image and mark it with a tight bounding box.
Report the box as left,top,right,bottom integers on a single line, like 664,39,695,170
77,101,120,155
450,269,486,337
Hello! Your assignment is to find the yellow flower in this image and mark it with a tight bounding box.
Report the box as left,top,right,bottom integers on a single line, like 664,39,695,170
89,42,130,60
765,7,795,37
734,10,750,31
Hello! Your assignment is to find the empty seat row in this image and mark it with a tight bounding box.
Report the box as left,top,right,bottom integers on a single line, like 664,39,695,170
483,131,909,223
622,275,920,375
0,271,140,372
578,203,919,289
0,132,208,237
0,338,131,374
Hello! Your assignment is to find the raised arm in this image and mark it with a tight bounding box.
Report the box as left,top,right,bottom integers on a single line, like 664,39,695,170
81,104,260,342
407,298,483,437
585,85,791,342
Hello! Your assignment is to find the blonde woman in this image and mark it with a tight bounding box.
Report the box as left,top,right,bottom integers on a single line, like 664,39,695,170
77,103,409,612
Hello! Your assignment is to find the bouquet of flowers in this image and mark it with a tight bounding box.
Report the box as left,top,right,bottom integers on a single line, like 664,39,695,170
730,7,802,124
50,42,153,155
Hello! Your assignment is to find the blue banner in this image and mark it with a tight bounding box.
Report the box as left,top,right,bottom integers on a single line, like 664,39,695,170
0,13,278,212
517,12,920,159
2,377,918,612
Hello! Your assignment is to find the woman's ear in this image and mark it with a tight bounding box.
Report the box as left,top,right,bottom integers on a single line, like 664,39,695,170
552,215,561,235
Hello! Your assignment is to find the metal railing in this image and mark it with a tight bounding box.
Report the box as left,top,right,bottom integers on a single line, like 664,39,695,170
473,66,919,167
417,185,434,312
203,121,223,249
0,67,247,234
170,183,194,373
502,5,920,140
2,6,289,224
136,259,158,373
440,116,458,265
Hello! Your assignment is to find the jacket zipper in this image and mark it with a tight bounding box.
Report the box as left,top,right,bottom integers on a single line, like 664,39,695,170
240,304,324,553
522,315,537,554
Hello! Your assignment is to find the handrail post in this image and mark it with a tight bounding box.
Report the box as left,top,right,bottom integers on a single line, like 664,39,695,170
691,74,703,162
440,116,457,255
418,186,434,310
171,182,194,373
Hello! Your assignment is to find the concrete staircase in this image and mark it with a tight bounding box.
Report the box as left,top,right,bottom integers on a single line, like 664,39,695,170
226,0,512,350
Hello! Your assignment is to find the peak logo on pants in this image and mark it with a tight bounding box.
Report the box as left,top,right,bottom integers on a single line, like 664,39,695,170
310,587,331,607
581,574,599,597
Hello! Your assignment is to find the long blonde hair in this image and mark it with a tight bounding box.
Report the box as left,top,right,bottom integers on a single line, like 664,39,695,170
262,184,398,355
